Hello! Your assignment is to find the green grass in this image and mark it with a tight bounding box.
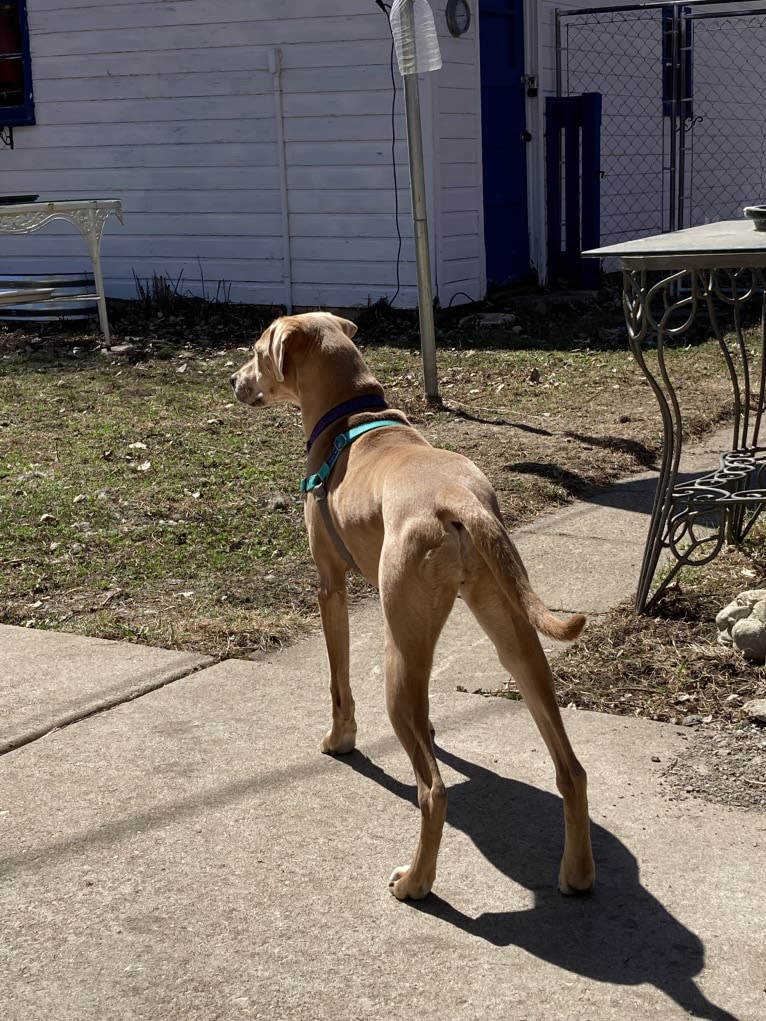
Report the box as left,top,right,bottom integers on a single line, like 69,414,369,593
1,348,316,654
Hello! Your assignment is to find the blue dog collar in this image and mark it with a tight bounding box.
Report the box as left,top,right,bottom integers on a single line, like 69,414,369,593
306,395,389,452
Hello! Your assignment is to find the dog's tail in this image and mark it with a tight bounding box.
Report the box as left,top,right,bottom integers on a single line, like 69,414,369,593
452,492,586,642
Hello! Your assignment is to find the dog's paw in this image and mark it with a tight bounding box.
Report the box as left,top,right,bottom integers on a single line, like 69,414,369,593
320,721,357,755
559,858,595,896
387,865,433,901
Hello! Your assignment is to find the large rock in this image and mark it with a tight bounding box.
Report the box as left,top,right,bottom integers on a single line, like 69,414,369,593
742,698,766,723
716,589,766,660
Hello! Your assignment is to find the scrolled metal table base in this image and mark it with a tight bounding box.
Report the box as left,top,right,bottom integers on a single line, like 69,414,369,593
623,265,766,611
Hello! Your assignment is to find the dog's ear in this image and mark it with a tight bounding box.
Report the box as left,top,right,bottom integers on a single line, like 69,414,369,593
265,319,291,382
334,315,358,340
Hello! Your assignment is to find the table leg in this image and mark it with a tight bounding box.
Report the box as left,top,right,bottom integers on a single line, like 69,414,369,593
623,267,691,610
73,206,114,347
623,266,766,612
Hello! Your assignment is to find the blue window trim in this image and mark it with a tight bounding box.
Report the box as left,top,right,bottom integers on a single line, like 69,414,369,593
0,0,35,126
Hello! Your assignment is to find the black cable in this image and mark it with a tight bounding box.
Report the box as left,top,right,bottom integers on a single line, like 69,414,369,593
375,1,403,308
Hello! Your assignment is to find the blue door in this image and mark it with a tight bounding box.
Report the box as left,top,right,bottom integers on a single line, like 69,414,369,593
479,0,530,284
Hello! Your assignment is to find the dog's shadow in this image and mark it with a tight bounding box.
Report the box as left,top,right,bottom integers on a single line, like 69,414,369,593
339,745,740,1021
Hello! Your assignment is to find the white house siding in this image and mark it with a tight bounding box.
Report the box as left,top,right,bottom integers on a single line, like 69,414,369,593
0,0,485,309
431,21,485,307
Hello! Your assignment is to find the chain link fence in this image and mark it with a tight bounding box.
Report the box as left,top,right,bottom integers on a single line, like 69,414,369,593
557,1,766,246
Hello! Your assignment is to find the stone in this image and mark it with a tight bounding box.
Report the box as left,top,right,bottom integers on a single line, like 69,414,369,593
476,313,518,328
742,698,766,724
458,312,519,332
716,601,749,629
267,494,290,512
731,617,766,661
716,589,766,659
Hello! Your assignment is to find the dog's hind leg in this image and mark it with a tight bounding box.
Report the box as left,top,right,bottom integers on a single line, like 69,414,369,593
383,617,451,900
462,576,595,895
318,571,357,755
379,525,459,900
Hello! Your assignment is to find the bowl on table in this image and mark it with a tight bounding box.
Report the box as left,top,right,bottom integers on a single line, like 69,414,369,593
744,205,766,231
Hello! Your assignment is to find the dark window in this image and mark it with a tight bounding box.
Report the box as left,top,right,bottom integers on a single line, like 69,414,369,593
0,1,34,126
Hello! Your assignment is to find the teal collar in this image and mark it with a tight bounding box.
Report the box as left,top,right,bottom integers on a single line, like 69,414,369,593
300,419,404,494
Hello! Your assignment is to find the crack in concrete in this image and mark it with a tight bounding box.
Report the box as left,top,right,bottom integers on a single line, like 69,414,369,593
0,657,221,757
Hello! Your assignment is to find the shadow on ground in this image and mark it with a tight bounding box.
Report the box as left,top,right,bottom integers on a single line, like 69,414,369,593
441,402,554,436
341,745,740,1021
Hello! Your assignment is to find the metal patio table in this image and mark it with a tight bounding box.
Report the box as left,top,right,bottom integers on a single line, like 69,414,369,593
0,199,123,345
584,219,766,612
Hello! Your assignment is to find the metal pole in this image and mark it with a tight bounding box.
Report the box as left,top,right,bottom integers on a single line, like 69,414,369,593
401,0,439,403
668,6,679,232
269,47,294,313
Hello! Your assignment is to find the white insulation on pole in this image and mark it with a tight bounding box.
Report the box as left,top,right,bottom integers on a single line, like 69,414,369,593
390,0,441,403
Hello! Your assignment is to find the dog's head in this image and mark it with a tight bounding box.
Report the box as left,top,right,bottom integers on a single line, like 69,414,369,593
230,312,358,408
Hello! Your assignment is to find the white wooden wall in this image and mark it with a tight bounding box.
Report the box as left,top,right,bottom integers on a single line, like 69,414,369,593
431,19,485,307
0,0,484,309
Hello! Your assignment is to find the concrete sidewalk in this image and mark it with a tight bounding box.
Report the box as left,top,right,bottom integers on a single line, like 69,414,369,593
1,425,764,1021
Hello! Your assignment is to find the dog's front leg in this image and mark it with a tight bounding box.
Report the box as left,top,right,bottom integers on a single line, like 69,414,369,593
318,575,357,755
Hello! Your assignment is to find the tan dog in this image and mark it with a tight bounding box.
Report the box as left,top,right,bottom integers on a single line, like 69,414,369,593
231,311,595,900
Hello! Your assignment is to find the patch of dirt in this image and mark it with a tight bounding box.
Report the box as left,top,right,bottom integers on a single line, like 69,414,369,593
0,280,627,356
550,568,766,811
0,295,280,360
554,600,764,727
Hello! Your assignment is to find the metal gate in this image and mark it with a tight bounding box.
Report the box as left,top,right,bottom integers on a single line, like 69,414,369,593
556,0,766,248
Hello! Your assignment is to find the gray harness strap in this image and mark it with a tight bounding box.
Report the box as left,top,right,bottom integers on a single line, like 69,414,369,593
301,418,407,575
309,481,360,572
